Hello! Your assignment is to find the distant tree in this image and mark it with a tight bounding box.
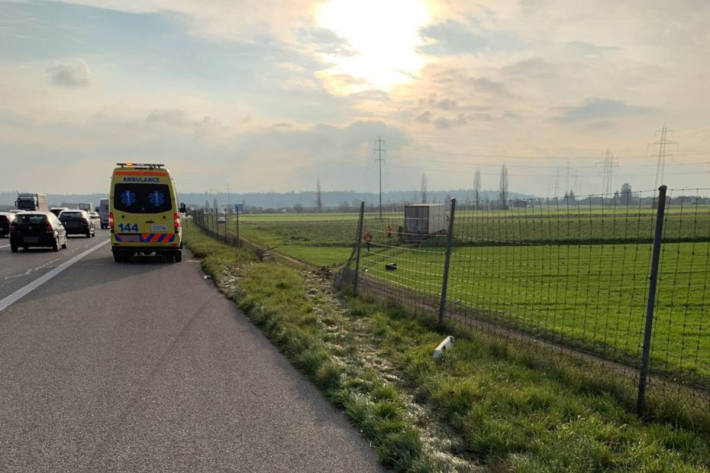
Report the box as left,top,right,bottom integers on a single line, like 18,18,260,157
499,164,509,210
316,178,323,212
293,203,304,213
205,200,210,210
421,174,428,203
620,183,632,204
473,168,481,210
564,190,576,204
213,198,218,211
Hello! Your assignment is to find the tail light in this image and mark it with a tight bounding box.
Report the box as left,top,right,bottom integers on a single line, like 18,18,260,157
109,212,114,233
46,221,53,233
173,212,181,231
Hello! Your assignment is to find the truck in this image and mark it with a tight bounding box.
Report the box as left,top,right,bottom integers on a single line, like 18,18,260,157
98,198,109,229
15,193,48,212
78,202,95,213
403,203,446,240
61,202,94,212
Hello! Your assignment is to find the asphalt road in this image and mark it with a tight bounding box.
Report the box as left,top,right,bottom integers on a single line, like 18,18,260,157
0,233,382,473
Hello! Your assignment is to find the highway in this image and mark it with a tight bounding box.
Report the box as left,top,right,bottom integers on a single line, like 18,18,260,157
0,231,382,473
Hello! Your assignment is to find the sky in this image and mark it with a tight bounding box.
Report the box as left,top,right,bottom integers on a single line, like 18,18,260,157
0,0,709,198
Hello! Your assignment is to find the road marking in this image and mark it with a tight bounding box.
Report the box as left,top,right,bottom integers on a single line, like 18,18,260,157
0,240,109,312
0,244,9,249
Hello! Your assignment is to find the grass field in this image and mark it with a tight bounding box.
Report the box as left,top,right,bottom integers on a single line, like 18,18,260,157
205,205,710,386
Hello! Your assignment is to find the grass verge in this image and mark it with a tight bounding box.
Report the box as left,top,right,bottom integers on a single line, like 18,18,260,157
185,222,431,472
185,221,710,472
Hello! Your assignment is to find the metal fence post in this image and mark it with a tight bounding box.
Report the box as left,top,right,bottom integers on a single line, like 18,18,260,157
438,198,457,325
637,185,667,414
353,201,365,296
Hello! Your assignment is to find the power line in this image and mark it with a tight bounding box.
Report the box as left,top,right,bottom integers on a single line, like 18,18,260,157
374,136,385,219
653,124,676,189
597,149,619,196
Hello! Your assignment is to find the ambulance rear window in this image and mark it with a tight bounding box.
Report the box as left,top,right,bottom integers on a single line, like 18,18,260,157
114,184,172,213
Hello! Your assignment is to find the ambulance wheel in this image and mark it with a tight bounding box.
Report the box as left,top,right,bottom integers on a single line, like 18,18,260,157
173,251,182,263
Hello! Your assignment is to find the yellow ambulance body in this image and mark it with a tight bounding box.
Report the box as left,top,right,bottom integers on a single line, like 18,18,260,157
109,163,183,262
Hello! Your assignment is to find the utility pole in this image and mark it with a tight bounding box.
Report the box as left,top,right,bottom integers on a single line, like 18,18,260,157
597,149,618,196
654,125,674,189
375,137,385,219
553,166,559,199
652,125,675,208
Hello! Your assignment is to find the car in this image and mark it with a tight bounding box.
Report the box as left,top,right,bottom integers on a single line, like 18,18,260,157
110,162,184,263
50,207,69,217
217,216,227,224
88,211,101,229
9,212,68,252
0,212,17,237
58,209,96,237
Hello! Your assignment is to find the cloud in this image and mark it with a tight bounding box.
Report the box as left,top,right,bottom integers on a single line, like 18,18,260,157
565,41,618,56
297,27,356,57
418,19,521,56
554,97,651,123
472,77,508,96
418,20,487,55
415,111,432,123
46,59,91,87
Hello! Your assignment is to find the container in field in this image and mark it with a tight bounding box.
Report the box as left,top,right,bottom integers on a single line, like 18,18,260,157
404,203,446,238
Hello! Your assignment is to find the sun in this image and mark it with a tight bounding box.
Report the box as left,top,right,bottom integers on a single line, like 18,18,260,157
316,0,431,94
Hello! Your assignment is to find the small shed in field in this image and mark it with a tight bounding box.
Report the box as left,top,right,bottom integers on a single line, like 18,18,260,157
404,203,446,236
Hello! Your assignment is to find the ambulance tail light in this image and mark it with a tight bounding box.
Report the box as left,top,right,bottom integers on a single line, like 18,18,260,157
173,212,181,231
109,212,114,233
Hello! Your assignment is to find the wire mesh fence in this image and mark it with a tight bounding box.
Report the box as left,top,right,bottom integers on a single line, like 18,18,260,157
188,188,710,421
339,187,710,418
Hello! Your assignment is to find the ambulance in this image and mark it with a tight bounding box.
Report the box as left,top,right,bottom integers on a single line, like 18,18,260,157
109,163,184,263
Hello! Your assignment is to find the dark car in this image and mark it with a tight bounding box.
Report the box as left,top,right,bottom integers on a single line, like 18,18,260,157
0,212,16,237
10,212,68,252
59,209,96,237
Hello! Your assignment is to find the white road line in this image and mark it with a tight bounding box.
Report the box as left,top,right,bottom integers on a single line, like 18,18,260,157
0,245,9,249
0,240,109,312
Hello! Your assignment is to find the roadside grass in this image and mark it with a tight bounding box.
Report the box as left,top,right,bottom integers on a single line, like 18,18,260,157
185,222,431,472
350,297,710,472
186,221,710,472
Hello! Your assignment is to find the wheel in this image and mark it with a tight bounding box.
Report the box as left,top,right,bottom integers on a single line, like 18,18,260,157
174,251,182,263
113,251,122,263
86,231,91,238
61,238,67,249
10,244,18,253
52,237,59,252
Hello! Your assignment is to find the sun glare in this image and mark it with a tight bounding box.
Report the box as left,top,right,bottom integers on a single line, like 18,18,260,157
316,0,430,94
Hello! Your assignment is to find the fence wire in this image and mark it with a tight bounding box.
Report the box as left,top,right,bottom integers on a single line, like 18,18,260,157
340,189,710,419
189,190,710,423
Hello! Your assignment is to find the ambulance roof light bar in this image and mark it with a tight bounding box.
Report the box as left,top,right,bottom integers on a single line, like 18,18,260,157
116,162,165,169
